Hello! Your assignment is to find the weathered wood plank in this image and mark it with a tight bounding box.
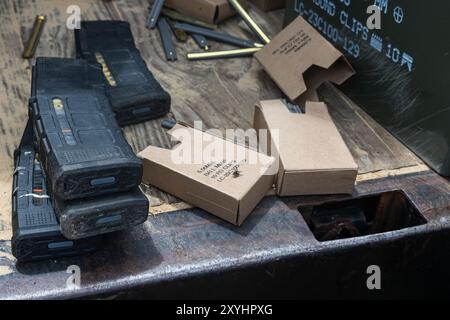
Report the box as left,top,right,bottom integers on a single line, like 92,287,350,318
108,0,283,135
103,0,285,207
0,0,30,238
0,1,426,242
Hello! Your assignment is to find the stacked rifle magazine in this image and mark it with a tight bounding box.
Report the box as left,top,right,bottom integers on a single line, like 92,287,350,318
147,0,271,61
12,21,171,262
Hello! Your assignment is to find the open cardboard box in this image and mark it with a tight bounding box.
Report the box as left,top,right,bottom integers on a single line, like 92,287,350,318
254,100,358,196
139,123,275,226
255,16,355,104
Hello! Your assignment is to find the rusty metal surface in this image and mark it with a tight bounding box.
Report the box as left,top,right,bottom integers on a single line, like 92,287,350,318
0,170,449,299
0,0,448,300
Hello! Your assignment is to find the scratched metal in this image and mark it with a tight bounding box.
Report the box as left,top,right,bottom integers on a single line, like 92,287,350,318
0,0,449,299
0,171,449,299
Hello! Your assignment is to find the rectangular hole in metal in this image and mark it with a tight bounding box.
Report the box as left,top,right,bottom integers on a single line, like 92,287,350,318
298,190,427,242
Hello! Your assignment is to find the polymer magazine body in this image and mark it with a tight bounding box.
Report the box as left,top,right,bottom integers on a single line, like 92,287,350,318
12,146,101,262
53,187,149,240
30,58,143,201
75,20,171,125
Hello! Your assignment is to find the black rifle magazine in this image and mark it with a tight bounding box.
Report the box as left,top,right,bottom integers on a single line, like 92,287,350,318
53,188,149,240
30,58,143,200
12,146,101,262
75,20,171,126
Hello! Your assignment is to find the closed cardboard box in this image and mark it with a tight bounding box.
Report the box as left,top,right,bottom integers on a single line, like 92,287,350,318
139,124,275,225
249,0,285,11
164,0,242,24
254,100,358,196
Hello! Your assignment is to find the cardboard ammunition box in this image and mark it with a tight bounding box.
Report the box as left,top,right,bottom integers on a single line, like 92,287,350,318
139,124,275,226
255,16,355,104
254,100,358,196
164,0,245,24
249,0,285,11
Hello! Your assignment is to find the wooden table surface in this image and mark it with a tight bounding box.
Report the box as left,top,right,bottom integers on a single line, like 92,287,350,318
0,0,447,299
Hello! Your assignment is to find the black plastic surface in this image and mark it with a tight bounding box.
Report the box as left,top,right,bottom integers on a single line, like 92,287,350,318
11,146,100,262
30,58,143,201
75,20,171,126
53,188,149,240
285,0,450,176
